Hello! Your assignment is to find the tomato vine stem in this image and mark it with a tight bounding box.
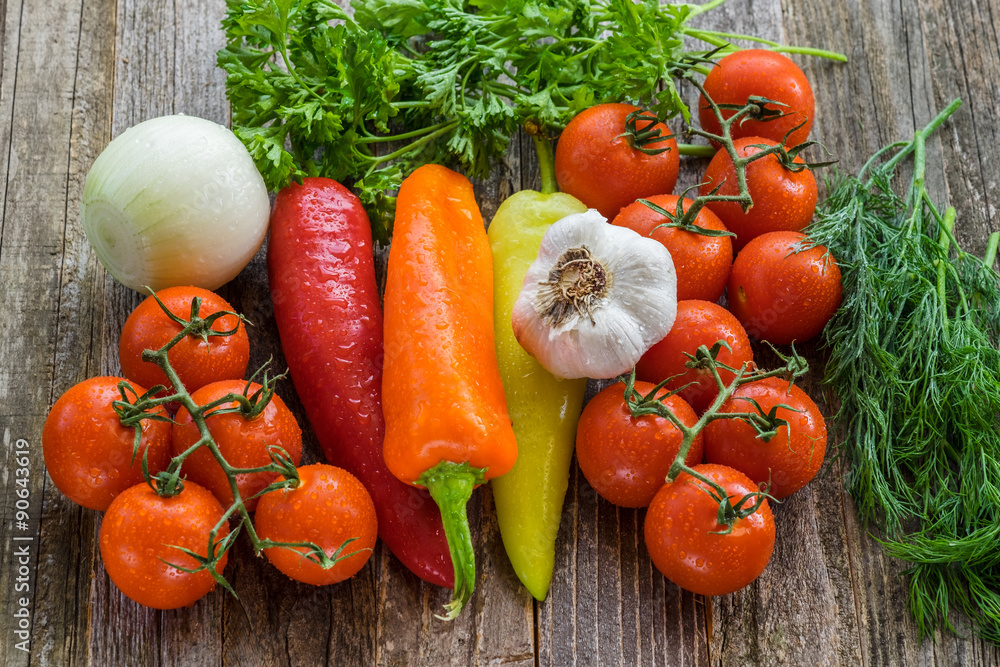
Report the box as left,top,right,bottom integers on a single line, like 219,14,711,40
637,70,833,236
623,341,808,532
113,292,367,597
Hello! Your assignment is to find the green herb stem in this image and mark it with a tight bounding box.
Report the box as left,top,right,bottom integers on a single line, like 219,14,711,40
986,233,1000,269
356,120,455,144
773,45,849,61
688,0,733,17
682,28,847,62
883,98,963,174
937,207,956,336
362,121,461,167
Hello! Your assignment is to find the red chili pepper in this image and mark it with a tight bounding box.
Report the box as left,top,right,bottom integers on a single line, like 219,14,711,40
267,177,453,588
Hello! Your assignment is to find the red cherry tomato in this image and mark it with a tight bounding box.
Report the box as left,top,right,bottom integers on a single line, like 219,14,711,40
698,49,815,147
555,103,679,220
42,376,171,511
255,464,377,585
700,137,818,251
119,286,249,395
704,378,827,499
171,380,303,512
576,381,703,508
644,463,775,596
100,481,229,609
636,300,754,414
612,195,733,302
728,231,842,344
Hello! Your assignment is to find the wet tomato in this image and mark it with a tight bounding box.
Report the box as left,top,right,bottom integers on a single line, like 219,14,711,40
171,380,303,512
576,381,703,508
612,195,733,302
727,231,842,344
704,377,827,499
636,300,754,414
42,376,171,511
700,137,818,251
644,463,775,596
119,286,249,396
100,481,229,609
555,103,679,220
698,49,815,147
255,464,377,585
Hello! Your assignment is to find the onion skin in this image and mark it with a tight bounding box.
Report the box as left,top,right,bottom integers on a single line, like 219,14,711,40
81,115,269,292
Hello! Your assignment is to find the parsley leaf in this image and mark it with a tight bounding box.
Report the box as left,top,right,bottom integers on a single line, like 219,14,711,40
220,0,830,239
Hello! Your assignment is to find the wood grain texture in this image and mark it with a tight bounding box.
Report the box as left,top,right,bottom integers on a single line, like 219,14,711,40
0,1,114,667
680,2,865,664
88,2,229,666
3,0,1000,665
33,0,117,665
783,0,1000,665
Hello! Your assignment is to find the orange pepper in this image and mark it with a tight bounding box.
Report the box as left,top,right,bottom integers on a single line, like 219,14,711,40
383,164,517,618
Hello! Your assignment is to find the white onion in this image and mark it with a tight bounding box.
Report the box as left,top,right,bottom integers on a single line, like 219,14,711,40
511,209,678,379
81,114,270,292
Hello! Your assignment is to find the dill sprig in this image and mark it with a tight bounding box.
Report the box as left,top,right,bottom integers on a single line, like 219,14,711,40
806,99,1000,642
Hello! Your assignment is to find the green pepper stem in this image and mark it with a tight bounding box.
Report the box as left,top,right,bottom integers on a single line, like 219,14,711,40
530,130,559,195
419,461,486,620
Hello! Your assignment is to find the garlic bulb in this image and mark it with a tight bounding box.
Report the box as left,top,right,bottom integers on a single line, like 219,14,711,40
511,209,677,379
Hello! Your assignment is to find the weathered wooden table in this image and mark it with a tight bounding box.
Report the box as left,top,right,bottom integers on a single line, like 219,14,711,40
2,0,999,664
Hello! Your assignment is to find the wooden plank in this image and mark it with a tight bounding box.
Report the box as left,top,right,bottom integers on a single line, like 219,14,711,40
87,1,229,665
218,245,385,667
924,0,1000,254
0,20,25,666
524,55,713,652
675,1,869,665
210,0,387,662
373,126,535,667
0,1,115,666
537,377,710,667
709,348,864,666
174,0,228,125
470,133,537,667
783,0,1000,664
30,0,117,664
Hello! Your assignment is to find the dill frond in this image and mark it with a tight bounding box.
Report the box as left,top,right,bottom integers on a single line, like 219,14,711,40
806,100,1000,643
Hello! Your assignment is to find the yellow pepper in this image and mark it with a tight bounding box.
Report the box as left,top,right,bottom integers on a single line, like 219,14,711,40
489,187,588,600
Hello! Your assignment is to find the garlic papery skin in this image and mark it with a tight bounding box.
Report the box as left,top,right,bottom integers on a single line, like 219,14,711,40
511,209,677,379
